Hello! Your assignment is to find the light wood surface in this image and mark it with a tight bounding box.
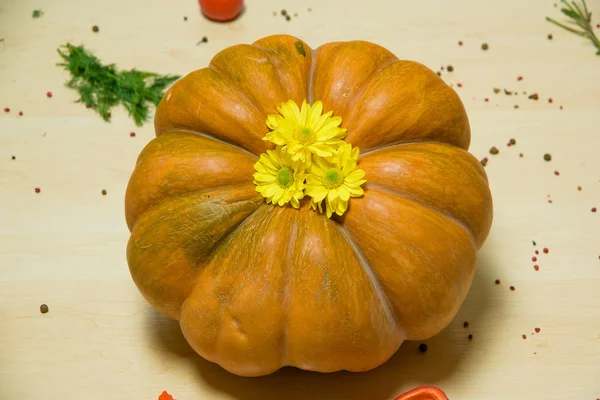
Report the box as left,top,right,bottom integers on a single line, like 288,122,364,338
1,0,599,399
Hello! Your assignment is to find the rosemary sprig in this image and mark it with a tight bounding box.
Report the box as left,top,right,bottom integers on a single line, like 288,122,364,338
56,43,180,126
546,0,600,55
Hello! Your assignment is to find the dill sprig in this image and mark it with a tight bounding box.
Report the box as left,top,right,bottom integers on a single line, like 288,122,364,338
546,0,600,55
56,43,180,126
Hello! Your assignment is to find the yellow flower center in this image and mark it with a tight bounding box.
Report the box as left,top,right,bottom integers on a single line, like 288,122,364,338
323,168,343,189
293,127,316,145
276,168,294,188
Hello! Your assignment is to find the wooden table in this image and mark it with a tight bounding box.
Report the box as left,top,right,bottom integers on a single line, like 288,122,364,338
1,0,599,399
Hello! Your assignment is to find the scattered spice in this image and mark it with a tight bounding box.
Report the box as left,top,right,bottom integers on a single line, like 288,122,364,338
11,156,16,160
129,131,136,137
504,89,513,95
554,170,560,176
481,42,489,50
457,82,463,87
548,33,553,39
495,279,501,285
468,334,473,341
101,189,107,196
285,15,291,21
528,93,539,100
32,9,43,18
418,343,428,353
544,153,552,161
519,153,524,157
535,327,541,333
535,250,539,255
532,256,537,262
463,321,469,328
522,334,527,339
281,9,287,16
3,107,9,113
517,76,523,81
484,97,489,102
92,25,99,33
294,12,298,17
534,265,540,271
480,157,488,167
34,188,41,193
533,241,537,246
458,40,463,46
40,304,49,313
436,71,442,76
514,105,520,109
493,87,501,93
543,248,549,254
56,43,180,126
577,185,582,191
184,16,188,21
510,286,515,291
592,207,597,213
489,146,499,155
18,111,23,116
46,91,53,98
509,138,516,145
447,65,454,72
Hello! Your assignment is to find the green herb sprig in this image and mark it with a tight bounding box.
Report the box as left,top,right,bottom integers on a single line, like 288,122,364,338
546,0,600,55
57,43,180,126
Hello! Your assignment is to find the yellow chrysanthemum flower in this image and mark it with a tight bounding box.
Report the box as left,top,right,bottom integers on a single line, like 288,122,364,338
253,146,306,209
305,143,367,218
264,99,347,167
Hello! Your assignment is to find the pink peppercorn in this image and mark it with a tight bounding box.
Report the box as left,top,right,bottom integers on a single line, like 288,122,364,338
34,188,41,193
46,91,53,98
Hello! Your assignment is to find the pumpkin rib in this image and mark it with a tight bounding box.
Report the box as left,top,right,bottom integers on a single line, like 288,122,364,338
365,182,478,246
280,215,298,366
360,141,488,182
335,223,404,337
161,129,259,159
250,35,314,106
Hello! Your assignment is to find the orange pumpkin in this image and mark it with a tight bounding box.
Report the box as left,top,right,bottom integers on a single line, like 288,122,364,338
125,34,493,377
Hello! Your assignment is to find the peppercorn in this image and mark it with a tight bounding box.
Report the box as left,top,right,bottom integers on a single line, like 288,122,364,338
92,25,99,33
40,304,49,313
447,65,454,72
101,189,107,196
489,146,499,155
418,343,428,352
481,43,489,50
544,153,552,161
463,321,469,328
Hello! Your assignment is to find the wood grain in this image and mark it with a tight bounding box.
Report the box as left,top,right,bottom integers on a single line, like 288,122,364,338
1,0,599,399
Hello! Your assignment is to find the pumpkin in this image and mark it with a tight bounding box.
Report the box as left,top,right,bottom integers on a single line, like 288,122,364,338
125,34,493,377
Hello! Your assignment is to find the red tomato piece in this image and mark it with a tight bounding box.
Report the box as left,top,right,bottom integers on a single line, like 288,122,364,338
199,0,244,22
394,386,449,400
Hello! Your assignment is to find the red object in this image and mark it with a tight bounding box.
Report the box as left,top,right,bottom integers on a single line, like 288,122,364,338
158,391,174,400
534,265,539,271
592,207,597,213
458,40,463,46
535,327,541,333
543,248,549,253
46,91,53,98
554,170,560,176
532,256,537,262
18,111,23,116
495,279,500,285
34,188,41,193
517,76,523,81
522,334,527,339
199,0,243,22
3,107,9,112
457,82,463,87
394,386,448,400
130,132,136,137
